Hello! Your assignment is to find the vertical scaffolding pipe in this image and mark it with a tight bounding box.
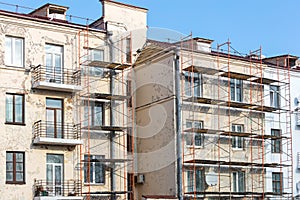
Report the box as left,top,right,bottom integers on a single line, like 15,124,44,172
174,47,183,200
108,31,116,200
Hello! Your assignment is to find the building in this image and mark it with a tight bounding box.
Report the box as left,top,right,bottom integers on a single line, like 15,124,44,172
134,38,293,199
0,0,147,199
0,0,297,199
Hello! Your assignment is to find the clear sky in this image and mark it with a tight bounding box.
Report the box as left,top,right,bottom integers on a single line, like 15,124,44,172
1,0,300,57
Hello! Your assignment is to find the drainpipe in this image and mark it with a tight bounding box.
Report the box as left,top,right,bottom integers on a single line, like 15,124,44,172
174,47,183,200
108,31,116,200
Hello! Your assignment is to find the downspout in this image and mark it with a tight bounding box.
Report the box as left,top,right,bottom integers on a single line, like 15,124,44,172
107,31,116,200
174,47,183,200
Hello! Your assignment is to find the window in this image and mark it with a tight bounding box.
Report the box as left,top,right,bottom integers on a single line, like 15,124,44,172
6,152,25,184
272,172,283,194
187,169,204,192
89,49,104,61
46,154,63,196
230,78,243,102
84,155,105,184
5,36,24,67
6,93,24,124
127,80,132,107
231,124,244,149
127,128,133,152
185,120,203,147
184,72,202,97
126,38,131,63
84,101,104,127
232,171,245,192
270,85,280,108
45,44,63,83
271,129,281,153
46,98,63,138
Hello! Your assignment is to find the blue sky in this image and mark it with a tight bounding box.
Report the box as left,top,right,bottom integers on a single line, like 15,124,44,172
1,0,300,57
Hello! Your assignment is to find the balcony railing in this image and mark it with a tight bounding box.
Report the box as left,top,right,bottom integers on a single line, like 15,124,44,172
33,120,82,146
34,179,82,197
31,65,81,92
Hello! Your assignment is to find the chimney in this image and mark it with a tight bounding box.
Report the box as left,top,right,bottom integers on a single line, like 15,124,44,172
29,4,69,21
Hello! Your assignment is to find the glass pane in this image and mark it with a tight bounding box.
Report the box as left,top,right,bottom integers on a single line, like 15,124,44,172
5,37,12,65
187,171,193,192
194,121,202,129
6,172,13,181
233,172,237,192
15,95,23,123
6,152,13,161
94,104,103,126
6,163,13,171
16,163,23,171
195,135,202,146
46,99,62,109
186,121,192,128
6,95,13,122
46,164,53,182
16,172,23,181
55,166,62,185
93,50,104,61
47,154,63,163
196,170,202,191
56,110,62,138
15,38,23,67
16,153,23,162
46,53,52,68
46,110,55,138
95,163,103,183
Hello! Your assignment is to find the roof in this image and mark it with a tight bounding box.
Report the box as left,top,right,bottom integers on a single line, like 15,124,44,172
29,3,69,15
193,37,214,44
100,0,148,11
263,54,299,60
0,9,106,33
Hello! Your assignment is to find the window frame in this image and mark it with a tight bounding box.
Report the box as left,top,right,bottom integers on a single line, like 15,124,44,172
232,171,245,192
186,168,204,192
184,72,202,97
271,129,282,153
272,172,283,194
231,124,244,149
6,151,25,184
5,93,25,125
89,48,104,62
84,155,105,184
5,36,24,68
270,85,280,108
84,101,105,127
230,78,243,102
185,120,204,147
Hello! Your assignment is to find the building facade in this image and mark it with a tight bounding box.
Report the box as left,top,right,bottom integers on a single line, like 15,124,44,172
0,0,297,200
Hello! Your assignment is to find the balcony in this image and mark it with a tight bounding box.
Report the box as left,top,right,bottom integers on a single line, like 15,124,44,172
34,179,83,200
31,65,82,92
33,121,83,146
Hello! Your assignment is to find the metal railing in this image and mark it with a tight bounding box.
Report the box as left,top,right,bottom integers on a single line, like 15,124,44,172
33,120,81,140
32,65,81,86
34,179,82,197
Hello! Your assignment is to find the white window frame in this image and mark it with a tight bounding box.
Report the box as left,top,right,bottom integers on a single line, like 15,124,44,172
230,78,243,102
5,36,24,67
232,171,245,192
185,120,203,147
270,85,280,108
45,44,63,83
84,155,105,184
231,124,244,149
89,49,104,62
186,169,204,192
184,72,202,97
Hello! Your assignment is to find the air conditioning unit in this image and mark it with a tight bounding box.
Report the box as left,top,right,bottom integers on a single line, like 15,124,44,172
134,174,145,184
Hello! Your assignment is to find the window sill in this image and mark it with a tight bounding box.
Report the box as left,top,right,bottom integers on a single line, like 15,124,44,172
6,181,26,185
5,122,26,126
232,148,244,151
2,65,25,71
186,145,203,149
84,183,105,186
